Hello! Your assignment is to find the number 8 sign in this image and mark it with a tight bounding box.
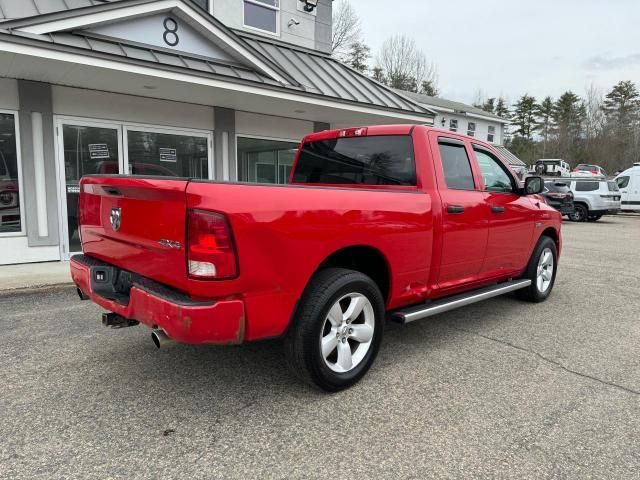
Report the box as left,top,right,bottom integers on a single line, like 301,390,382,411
163,17,179,47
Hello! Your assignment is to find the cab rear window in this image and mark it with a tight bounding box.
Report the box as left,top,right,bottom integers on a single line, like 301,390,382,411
292,135,416,186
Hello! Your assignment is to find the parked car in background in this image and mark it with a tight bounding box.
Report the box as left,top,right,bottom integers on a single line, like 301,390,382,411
615,163,640,212
562,179,621,222
571,164,607,178
541,180,574,216
534,159,571,177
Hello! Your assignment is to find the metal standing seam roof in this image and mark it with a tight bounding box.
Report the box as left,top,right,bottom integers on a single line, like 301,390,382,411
398,89,509,123
495,145,527,167
0,0,434,117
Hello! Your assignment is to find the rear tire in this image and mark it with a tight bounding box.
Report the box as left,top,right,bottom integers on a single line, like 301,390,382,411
517,236,558,303
284,268,385,392
569,204,588,222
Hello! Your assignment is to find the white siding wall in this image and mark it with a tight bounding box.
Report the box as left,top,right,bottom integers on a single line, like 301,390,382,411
433,112,504,145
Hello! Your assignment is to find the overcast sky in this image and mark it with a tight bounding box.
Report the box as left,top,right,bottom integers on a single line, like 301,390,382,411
355,0,640,105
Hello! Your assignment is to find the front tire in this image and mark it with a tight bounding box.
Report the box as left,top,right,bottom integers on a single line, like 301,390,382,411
284,268,385,392
517,236,558,302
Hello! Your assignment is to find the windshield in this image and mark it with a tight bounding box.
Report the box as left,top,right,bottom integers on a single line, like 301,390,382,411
607,181,620,192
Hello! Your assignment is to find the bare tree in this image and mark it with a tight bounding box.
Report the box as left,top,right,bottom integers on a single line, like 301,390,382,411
331,0,361,58
584,84,605,140
376,35,438,93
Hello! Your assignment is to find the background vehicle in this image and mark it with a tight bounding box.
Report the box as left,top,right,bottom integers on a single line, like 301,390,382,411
71,125,562,391
563,179,621,221
541,180,574,216
571,164,607,178
534,159,571,177
615,163,640,212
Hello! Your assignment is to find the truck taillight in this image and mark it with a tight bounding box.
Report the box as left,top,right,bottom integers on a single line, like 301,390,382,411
187,209,237,280
337,127,368,138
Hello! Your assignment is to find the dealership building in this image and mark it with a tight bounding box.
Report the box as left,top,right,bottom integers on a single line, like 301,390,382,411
0,0,436,265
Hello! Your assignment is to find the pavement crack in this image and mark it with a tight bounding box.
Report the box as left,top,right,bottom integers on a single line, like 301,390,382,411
450,326,640,396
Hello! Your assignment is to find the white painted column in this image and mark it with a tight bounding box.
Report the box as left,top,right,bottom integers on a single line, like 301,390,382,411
31,111,49,238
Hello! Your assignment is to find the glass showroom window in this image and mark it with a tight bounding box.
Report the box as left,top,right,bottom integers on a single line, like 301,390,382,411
127,130,209,178
237,137,299,184
244,0,279,34
189,0,209,11
0,112,22,234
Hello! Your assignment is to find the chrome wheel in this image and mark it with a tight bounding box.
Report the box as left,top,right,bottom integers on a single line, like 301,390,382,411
320,293,375,373
536,247,554,293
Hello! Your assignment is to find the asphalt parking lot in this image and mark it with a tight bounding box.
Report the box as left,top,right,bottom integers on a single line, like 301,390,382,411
1,216,639,479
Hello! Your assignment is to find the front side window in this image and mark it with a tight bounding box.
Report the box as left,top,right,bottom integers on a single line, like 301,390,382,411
438,142,475,190
467,122,476,137
474,148,514,193
237,137,299,184
293,135,416,186
0,113,21,234
244,0,279,34
616,176,630,189
449,119,458,132
127,130,209,178
487,125,496,143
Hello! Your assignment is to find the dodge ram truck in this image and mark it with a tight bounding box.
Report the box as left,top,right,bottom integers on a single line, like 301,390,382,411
71,125,562,391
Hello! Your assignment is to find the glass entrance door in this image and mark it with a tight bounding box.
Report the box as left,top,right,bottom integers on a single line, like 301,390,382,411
57,120,122,256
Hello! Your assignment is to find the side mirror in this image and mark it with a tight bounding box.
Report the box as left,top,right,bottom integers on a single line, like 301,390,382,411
524,176,544,195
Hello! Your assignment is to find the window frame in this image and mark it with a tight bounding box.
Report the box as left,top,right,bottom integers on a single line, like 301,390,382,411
467,122,476,137
472,144,518,194
437,137,477,191
235,133,301,184
0,109,25,238
243,0,281,36
487,125,496,143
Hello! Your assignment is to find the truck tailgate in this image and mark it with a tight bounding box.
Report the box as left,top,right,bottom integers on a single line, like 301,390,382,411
79,176,189,291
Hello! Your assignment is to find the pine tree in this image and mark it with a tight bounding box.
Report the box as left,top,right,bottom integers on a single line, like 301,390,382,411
347,41,371,74
512,95,538,140
603,80,640,132
552,91,586,159
371,67,385,83
481,98,496,114
420,80,439,97
536,96,554,157
495,97,509,118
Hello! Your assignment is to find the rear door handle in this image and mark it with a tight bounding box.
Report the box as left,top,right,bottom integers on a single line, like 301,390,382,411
447,205,465,214
491,206,505,214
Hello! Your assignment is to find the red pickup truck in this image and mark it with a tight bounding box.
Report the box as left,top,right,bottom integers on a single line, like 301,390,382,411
71,125,561,391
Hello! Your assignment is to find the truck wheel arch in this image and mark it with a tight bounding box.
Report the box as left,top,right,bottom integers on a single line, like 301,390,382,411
540,227,559,248
315,246,391,304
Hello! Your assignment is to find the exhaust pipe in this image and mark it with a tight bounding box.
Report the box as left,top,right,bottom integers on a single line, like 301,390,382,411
77,287,89,300
151,329,173,349
102,312,139,329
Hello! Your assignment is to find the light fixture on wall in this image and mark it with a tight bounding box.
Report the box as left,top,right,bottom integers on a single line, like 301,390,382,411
299,0,318,12
441,117,446,127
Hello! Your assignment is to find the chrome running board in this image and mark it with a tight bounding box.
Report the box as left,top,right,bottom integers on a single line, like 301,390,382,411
392,279,532,324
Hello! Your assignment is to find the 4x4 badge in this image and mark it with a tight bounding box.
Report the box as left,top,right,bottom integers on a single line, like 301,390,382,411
110,207,121,231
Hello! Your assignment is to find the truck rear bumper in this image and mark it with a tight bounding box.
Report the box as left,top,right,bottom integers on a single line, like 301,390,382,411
70,255,245,345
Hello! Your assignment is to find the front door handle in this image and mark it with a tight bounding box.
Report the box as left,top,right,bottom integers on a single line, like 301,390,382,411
491,206,505,214
447,205,465,214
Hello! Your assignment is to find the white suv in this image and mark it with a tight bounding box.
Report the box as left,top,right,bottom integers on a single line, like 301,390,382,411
560,179,621,222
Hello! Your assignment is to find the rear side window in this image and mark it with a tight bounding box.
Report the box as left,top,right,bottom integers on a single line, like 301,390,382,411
438,142,475,190
545,182,570,193
292,135,416,186
575,181,599,192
